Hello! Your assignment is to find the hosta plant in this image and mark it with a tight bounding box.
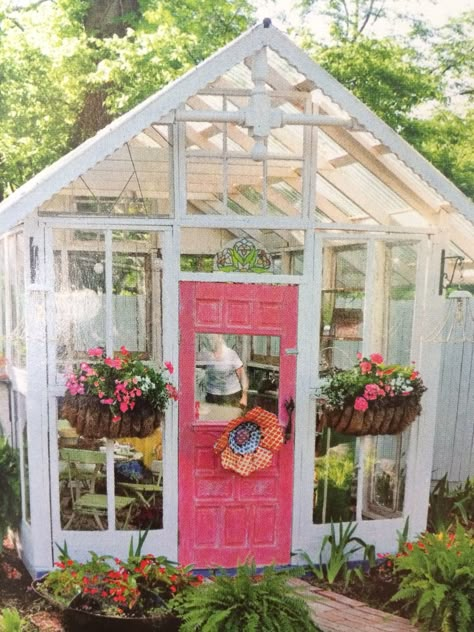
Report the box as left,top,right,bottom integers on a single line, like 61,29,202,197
175,559,319,631
390,525,474,632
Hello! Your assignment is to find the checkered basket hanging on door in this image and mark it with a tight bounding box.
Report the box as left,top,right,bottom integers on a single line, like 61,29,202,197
214,407,284,477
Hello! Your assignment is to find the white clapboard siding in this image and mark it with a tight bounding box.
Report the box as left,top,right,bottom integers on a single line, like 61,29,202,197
432,298,474,484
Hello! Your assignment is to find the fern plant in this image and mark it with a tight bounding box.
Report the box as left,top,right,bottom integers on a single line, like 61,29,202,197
391,525,474,632
0,607,23,632
0,437,20,549
175,560,319,631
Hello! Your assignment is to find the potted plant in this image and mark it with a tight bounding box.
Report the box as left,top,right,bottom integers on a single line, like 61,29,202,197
175,559,318,631
33,542,201,631
317,353,426,435
61,347,177,439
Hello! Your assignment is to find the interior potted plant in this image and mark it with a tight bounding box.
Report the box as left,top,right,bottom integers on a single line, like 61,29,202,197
33,540,201,631
317,353,426,435
60,346,177,439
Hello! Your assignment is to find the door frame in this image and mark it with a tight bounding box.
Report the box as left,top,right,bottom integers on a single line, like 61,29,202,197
178,281,298,567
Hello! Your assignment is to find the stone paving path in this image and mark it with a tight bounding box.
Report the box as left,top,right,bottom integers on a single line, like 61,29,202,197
292,579,420,632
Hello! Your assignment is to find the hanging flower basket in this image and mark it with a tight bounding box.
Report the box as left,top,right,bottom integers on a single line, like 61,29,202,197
61,347,177,440
319,393,422,436
61,392,164,439
317,353,426,437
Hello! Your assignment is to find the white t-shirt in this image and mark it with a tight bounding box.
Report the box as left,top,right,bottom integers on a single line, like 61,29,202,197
202,347,242,396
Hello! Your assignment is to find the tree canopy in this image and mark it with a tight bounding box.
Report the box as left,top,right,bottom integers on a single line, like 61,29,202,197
0,0,472,201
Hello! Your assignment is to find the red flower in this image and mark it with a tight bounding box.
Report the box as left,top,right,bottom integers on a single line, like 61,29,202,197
370,353,384,364
120,346,129,356
164,361,174,375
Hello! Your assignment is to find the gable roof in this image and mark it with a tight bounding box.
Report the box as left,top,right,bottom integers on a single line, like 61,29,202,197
0,21,473,242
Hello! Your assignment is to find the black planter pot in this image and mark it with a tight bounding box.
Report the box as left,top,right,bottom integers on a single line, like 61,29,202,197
62,604,181,632
32,580,181,632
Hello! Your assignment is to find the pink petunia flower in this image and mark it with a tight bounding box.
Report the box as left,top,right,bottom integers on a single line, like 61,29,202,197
120,346,129,356
100,398,114,405
112,415,121,423
164,361,174,375
87,347,104,357
370,353,384,364
356,352,362,360
165,384,179,401
354,397,368,411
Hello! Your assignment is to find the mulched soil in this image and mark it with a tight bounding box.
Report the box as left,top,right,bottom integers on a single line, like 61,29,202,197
303,562,413,619
0,535,64,631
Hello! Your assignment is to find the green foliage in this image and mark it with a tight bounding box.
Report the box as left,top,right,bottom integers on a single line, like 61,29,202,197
0,608,23,632
309,37,441,132
176,560,318,631
302,521,375,586
391,526,474,632
0,437,20,548
404,110,474,200
428,474,474,533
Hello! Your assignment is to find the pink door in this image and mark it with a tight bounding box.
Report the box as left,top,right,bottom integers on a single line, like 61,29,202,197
178,282,297,567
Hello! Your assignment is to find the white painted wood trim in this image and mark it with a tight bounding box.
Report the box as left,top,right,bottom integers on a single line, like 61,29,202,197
23,215,54,573
291,230,320,558
179,272,303,284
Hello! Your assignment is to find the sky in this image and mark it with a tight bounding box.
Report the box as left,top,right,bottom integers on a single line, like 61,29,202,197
254,0,472,39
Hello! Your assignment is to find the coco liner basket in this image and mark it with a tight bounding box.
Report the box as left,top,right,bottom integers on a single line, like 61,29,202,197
319,394,422,436
61,391,163,439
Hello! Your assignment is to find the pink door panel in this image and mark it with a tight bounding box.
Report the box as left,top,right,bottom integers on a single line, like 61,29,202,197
178,283,297,567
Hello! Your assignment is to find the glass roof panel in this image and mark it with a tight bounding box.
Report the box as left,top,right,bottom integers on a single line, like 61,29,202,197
39,125,172,216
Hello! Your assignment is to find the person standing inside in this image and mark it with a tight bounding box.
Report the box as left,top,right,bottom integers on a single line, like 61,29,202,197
202,334,249,409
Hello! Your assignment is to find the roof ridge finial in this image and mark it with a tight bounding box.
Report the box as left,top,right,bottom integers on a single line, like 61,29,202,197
263,17,272,28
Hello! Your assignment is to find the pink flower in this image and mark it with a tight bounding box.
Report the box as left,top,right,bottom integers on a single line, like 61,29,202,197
354,397,368,411
410,371,419,380
87,347,104,357
360,361,372,374
100,398,114,405
164,361,174,375
165,384,179,401
356,352,362,360
112,415,121,423
364,384,380,400
120,402,129,413
105,357,122,369
370,353,384,364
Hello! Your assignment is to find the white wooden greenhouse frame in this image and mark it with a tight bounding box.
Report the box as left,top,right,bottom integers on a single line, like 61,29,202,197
0,21,473,577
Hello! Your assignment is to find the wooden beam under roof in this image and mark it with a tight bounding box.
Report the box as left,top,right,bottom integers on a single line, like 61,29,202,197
261,63,440,219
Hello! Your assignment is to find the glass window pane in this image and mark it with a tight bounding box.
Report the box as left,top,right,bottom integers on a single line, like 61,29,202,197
40,126,173,217
315,240,367,524
112,231,161,357
195,333,279,422
180,228,304,276
362,434,407,519
53,230,106,374
57,407,109,531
